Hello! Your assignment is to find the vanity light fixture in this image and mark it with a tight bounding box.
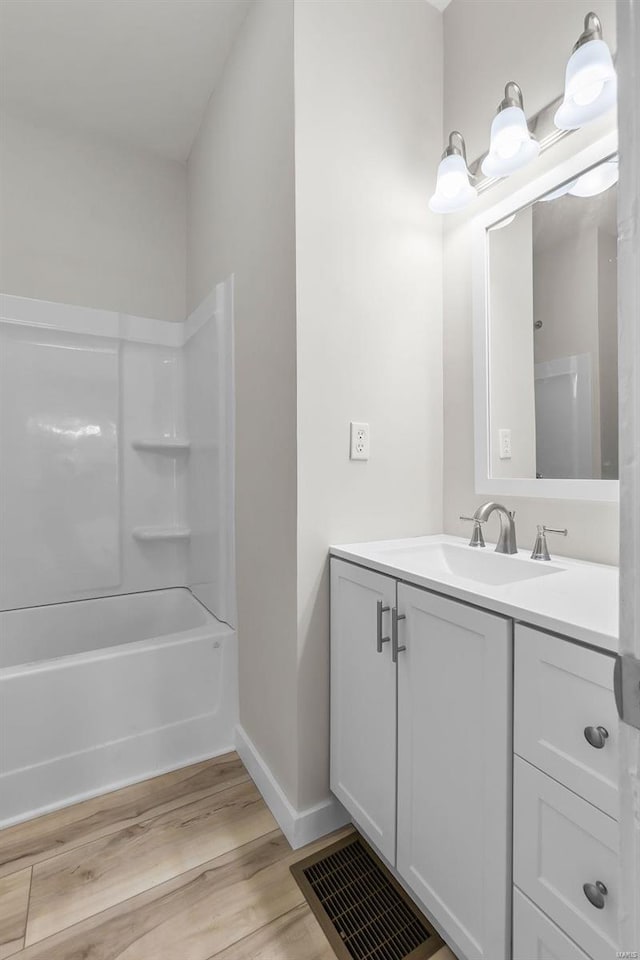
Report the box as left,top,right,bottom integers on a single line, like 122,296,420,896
429,131,477,214
481,82,540,178
554,12,617,130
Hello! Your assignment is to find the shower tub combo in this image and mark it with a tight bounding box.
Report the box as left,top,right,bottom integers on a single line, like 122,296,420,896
0,587,237,827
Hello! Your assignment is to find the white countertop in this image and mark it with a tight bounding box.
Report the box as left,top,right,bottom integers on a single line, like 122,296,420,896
330,534,619,654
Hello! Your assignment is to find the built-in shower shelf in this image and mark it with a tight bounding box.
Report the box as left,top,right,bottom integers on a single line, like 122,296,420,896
132,438,191,453
132,526,191,542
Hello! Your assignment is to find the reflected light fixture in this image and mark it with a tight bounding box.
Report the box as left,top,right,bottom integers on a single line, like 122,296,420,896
568,156,618,196
429,131,477,214
488,213,517,230
537,179,578,202
554,12,617,130
482,82,540,178
537,157,618,202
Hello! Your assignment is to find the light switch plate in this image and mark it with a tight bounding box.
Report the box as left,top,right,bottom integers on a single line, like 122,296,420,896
350,422,370,460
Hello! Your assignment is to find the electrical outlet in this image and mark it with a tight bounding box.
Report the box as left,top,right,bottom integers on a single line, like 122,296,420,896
350,422,370,460
499,428,512,460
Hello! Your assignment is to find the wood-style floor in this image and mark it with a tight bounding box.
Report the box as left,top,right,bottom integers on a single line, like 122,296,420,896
0,752,458,960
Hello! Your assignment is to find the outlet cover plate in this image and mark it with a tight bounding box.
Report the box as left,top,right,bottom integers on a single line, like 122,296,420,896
350,422,370,461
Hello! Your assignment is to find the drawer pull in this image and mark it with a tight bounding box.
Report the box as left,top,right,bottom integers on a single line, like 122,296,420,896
583,880,608,909
584,725,609,749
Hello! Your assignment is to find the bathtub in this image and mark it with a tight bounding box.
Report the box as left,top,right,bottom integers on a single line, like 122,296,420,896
0,588,237,827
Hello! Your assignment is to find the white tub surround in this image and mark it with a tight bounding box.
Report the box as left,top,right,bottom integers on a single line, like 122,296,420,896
0,281,234,622
331,534,618,654
0,588,237,828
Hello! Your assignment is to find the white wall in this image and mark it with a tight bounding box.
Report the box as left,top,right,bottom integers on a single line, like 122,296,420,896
187,0,444,813
442,0,619,564
0,109,186,322
187,0,299,804
294,0,444,808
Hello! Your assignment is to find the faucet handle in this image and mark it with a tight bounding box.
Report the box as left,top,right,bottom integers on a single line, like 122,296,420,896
459,515,486,548
531,524,568,561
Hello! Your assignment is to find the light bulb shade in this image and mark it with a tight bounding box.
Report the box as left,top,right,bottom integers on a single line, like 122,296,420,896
568,157,618,196
554,39,617,129
429,153,477,213
481,106,540,177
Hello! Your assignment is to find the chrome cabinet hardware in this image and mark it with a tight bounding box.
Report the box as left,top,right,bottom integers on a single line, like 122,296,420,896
376,600,390,653
583,725,609,749
391,607,406,663
531,524,568,561
460,515,486,548
582,880,608,909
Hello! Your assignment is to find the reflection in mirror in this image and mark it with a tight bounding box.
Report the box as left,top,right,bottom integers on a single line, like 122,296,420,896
487,156,618,482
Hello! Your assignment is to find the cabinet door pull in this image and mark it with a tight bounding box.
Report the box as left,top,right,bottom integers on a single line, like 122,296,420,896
584,725,609,749
376,601,390,653
391,607,406,663
583,880,608,909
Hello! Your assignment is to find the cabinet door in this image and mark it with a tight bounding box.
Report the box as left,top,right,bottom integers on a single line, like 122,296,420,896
396,583,512,960
330,559,397,863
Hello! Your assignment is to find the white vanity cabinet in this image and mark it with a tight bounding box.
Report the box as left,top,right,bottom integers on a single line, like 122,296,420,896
330,558,512,960
330,546,619,960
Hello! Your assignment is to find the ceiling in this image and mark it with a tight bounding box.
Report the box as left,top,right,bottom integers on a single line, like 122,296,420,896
0,0,252,161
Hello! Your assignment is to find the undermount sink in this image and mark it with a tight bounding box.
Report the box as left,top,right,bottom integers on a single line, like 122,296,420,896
380,542,565,586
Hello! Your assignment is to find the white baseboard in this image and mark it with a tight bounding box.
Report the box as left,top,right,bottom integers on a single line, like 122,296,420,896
235,725,350,849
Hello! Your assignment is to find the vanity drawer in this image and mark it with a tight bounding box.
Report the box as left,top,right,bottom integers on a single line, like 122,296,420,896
513,888,591,960
514,624,618,818
514,756,619,960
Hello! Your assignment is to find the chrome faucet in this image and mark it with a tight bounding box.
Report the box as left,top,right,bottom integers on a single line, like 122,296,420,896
471,501,518,554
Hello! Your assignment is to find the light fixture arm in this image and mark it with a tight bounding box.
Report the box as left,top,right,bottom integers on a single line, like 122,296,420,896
442,130,467,162
574,12,603,50
498,81,524,113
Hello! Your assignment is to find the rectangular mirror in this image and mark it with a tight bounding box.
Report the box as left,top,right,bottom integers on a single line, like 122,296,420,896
473,131,619,501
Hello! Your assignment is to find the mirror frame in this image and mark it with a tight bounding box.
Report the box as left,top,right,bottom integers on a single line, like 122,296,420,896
472,128,619,502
